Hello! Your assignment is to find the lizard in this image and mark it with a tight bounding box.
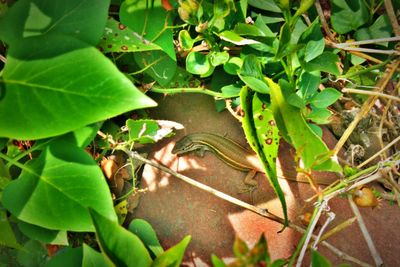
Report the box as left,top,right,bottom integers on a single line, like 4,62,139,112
172,132,335,186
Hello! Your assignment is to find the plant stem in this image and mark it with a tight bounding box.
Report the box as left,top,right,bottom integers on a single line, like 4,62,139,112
342,88,400,102
0,152,33,175
150,86,225,98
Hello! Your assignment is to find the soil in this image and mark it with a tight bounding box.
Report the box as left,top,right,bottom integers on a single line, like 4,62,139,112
131,93,400,266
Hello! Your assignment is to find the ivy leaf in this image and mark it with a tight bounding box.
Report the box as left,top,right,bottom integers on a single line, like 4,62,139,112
331,0,369,34
2,141,118,231
310,88,342,108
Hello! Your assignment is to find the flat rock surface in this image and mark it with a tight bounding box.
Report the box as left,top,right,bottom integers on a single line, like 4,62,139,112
131,93,400,266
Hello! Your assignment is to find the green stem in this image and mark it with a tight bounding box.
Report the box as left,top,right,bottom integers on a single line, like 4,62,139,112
4,139,52,170
0,152,33,175
150,86,225,98
288,198,321,266
340,60,389,79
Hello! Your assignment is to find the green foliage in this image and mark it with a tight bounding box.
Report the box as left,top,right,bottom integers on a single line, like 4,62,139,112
331,0,369,34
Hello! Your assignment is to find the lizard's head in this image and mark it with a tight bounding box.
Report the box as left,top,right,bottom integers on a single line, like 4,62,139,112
172,136,196,155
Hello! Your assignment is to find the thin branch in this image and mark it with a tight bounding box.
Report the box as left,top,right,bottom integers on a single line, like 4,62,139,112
348,196,384,266
333,59,400,156
150,86,225,98
384,0,400,36
357,135,400,168
334,36,400,47
342,88,400,102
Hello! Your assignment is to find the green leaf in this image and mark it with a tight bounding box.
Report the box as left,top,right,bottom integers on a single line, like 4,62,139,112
0,211,21,249
120,1,175,61
311,250,332,267
178,30,195,51
211,254,227,267
287,93,306,108
298,71,321,100
82,244,109,267
17,240,47,267
120,1,177,85
254,15,276,37
234,23,267,37
0,34,156,140
223,57,243,75
266,78,341,172
306,107,332,124
0,0,110,46
2,141,117,231
218,31,260,45
18,221,68,245
0,138,7,150
98,17,162,53
152,236,191,267
240,87,288,227
221,84,242,97
89,208,152,267
276,23,291,59
355,15,393,46
248,0,281,12
298,19,324,62
128,219,164,257
239,75,270,94
186,51,212,75
331,0,369,34
308,123,323,138
310,88,342,108
59,123,102,148
209,51,230,67
126,119,164,144
45,247,83,267
305,52,340,76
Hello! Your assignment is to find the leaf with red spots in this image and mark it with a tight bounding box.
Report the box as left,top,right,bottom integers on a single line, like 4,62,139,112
240,86,288,228
252,93,280,177
97,17,161,53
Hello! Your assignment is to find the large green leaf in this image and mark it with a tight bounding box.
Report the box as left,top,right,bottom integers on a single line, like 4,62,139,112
266,78,341,172
331,0,369,34
0,211,21,249
240,87,288,227
355,15,393,46
18,220,68,245
82,244,109,267
2,141,117,231
45,247,83,267
129,219,164,257
0,34,156,139
152,236,191,267
0,0,110,46
90,209,152,267
120,0,177,85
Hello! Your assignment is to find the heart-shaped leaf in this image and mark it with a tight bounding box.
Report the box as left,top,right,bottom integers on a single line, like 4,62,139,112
0,35,156,139
2,141,117,231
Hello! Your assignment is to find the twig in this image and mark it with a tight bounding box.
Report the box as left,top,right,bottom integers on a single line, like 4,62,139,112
314,0,336,41
348,196,384,267
342,88,400,102
150,86,225,98
384,0,400,36
0,54,6,64
333,59,400,156
357,136,400,168
97,132,374,266
334,37,400,47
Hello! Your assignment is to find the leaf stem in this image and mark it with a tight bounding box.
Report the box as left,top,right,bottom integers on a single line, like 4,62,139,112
0,152,32,174
150,86,225,98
